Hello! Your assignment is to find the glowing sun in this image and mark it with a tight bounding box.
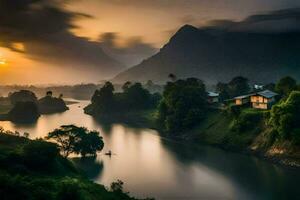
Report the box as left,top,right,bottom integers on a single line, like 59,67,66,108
0,58,7,65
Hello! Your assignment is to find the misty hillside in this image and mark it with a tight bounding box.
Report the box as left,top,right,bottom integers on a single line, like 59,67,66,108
113,24,300,84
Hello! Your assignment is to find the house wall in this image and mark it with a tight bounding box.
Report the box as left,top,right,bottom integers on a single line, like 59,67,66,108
236,99,242,105
252,102,268,109
251,95,275,104
235,98,249,105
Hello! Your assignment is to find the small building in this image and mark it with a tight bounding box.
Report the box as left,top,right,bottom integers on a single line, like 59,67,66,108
207,92,219,104
233,90,278,109
234,94,253,105
250,90,278,109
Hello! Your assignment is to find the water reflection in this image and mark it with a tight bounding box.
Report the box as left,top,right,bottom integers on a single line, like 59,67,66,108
0,100,299,200
72,157,103,180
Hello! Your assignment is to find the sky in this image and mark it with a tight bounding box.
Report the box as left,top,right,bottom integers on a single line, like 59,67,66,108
0,0,300,85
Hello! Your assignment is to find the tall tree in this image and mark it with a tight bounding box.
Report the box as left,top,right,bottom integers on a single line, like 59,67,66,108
275,76,297,97
46,125,104,158
228,76,250,97
158,78,208,133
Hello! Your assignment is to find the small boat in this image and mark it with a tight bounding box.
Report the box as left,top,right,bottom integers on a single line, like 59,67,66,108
105,150,112,156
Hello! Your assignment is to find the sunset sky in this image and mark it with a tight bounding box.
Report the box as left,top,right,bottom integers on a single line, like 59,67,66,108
0,0,300,84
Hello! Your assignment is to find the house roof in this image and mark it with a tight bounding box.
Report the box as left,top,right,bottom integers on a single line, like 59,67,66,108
256,90,278,98
208,92,219,97
234,93,254,99
233,90,278,100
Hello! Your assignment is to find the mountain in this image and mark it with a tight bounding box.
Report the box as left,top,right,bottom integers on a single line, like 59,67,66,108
113,24,300,84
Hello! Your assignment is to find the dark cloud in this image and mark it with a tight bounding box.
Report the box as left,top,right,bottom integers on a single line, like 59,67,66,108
206,8,300,32
0,0,123,79
99,32,157,67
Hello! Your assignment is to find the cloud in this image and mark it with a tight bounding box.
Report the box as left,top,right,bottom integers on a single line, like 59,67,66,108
205,8,300,32
99,32,157,66
0,0,123,79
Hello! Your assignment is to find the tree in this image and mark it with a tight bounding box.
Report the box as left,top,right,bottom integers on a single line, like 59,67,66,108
168,73,177,82
46,91,53,97
91,82,114,113
270,91,300,143
23,139,60,169
228,76,250,97
8,101,40,122
275,76,297,97
74,131,104,157
216,82,230,101
158,78,208,133
9,90,37,105
86,81,159,117
46,125,104,158
122,81,132,92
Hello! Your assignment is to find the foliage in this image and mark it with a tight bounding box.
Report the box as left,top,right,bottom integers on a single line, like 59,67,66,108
227,104,241,118
86,81,160,116
22,140,60,169
216,76,250,101
0,132,143,200
270,91,300,143
9,90,37,105
158,78,208,133
8,101,40,122
38,95,68,114
231,110,263,133
110,180,124,193
275,76,297,97
47,125,104,158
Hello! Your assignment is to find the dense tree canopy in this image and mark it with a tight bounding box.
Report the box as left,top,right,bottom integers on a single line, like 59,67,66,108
47,125,104,157
270,91,300,144
8,101,40,122
38,92,68,114
9,90,37,105
158,78,208,134
86,81,160,116
216,76,250,101
275,76,297,97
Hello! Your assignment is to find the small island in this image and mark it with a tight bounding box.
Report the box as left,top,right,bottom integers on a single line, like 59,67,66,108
38,91,69,114
0,90,69,122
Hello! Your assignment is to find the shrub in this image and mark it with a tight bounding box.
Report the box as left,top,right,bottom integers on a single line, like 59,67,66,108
23,140,59,169
231,111,263,133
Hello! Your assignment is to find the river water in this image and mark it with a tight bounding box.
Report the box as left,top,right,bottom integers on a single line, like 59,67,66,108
0,100,299,200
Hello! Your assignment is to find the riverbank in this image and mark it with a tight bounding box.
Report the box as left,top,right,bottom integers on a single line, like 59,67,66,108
179,109,300,168
0,132,148,200
85,108,157,129
97,107,300,168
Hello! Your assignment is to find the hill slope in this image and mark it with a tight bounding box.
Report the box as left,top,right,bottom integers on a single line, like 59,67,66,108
113,23,300,84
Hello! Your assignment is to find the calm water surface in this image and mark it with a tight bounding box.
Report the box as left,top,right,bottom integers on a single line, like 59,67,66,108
0,100,299,200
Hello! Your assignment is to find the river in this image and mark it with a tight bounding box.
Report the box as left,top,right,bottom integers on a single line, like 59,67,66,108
0,100,299,200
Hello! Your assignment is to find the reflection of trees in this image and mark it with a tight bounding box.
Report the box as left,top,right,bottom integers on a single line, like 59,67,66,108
161,139,300,200
72,157,103,180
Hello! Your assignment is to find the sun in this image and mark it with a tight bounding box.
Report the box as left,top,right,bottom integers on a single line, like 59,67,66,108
0,57,7,66
0,58,7,65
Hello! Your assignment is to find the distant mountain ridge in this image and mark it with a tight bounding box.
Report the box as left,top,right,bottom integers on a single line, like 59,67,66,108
113,22,300,84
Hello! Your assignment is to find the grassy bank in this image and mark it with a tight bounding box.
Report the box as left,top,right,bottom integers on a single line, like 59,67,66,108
0,133,149,200
185,108,300,167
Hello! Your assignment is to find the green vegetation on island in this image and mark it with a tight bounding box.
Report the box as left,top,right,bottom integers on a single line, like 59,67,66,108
0,90,69,122
38,91,68,114
85,81,160,124
0,127,151,200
